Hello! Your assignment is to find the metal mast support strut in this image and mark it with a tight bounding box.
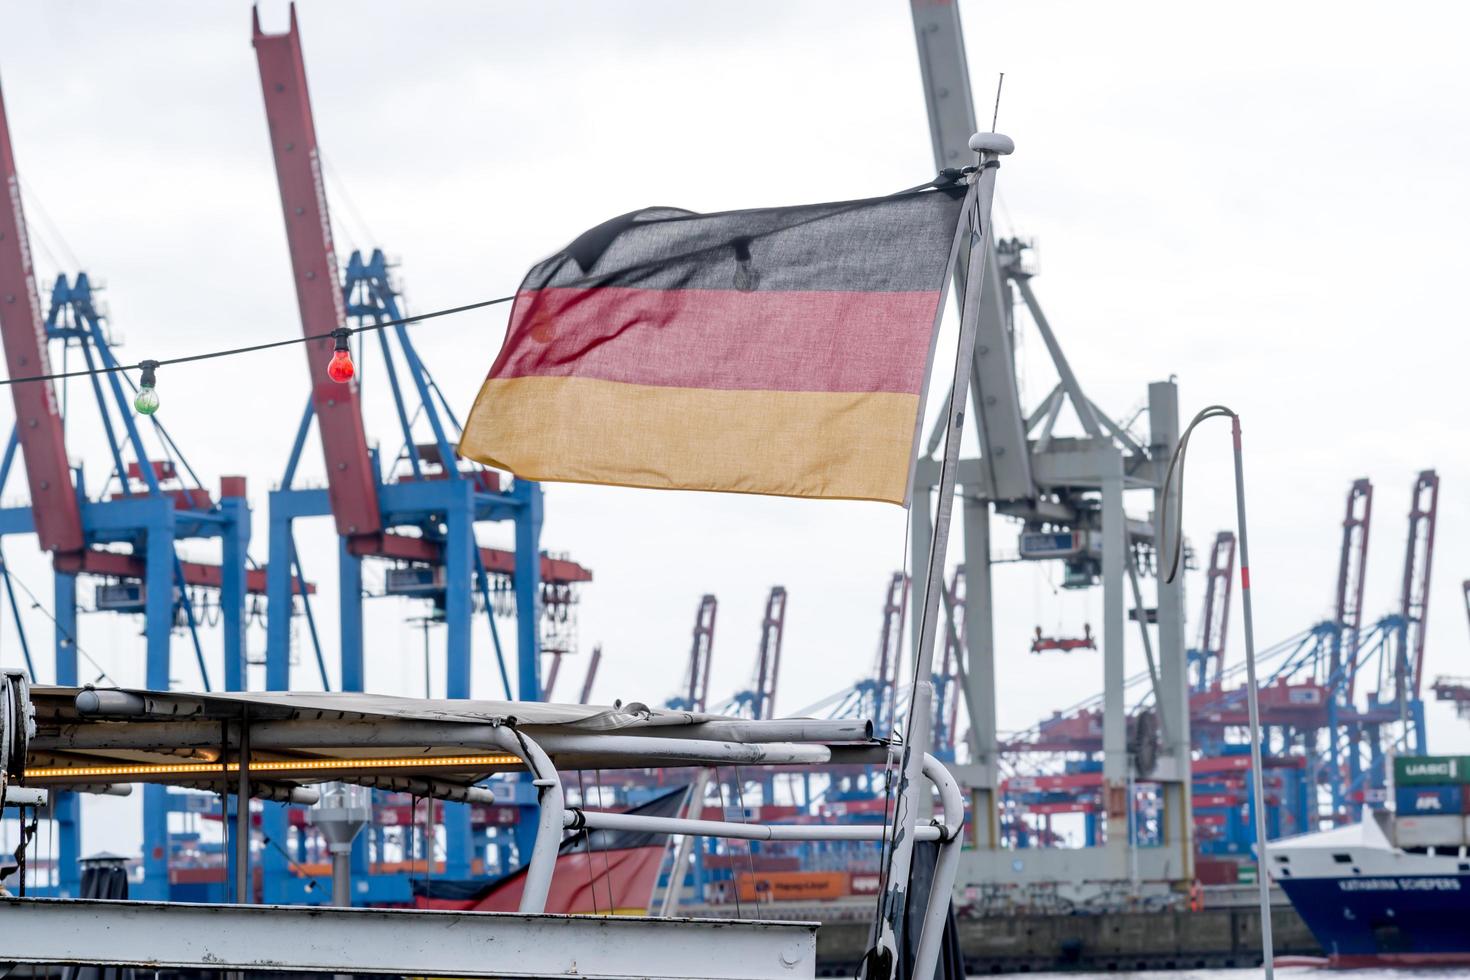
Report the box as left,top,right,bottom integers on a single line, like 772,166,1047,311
867,135,1006,980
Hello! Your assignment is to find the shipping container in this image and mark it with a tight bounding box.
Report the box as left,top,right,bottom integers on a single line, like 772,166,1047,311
1394,755,1470,786
1393,814,1468,848
1395,784,1463,815
1195,858,1240,886
734,870,850,903
702,854,801,872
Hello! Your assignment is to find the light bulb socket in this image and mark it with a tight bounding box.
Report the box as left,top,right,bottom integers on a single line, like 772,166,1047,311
138,360,159,389
331,327,352,352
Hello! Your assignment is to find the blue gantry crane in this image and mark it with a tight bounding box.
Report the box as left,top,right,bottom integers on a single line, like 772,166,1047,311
723,587,787,721
252,7,591,902
0,78,263,899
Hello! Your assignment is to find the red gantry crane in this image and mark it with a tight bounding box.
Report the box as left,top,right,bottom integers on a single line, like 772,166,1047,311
1333,479,1373,702
727,587,786,720
1187,531,1237,691
667,595,718,712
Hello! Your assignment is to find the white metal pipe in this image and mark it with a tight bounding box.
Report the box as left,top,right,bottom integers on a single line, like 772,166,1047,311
913,754,966,980
38,722,838,768
621,718,874,744
566,808,944,844
338,775,495,805
72,783,134,797
1231,414,1275,979
505,729,564,915
531,732,830,766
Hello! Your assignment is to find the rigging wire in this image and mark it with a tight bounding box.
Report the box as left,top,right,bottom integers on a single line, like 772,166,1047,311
575,770,600,916
592,768,617,913
3,565,115,686
730,766,762,910
714,771,743,919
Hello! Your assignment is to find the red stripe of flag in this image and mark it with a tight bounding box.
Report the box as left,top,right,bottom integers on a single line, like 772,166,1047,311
491,286,943,394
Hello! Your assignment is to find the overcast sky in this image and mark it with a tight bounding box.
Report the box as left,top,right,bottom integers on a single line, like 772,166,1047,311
2,1,1469,857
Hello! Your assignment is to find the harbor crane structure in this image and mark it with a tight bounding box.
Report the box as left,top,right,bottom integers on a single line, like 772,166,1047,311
1430,581,1470,718
908,0,1193,888
808,574,907,736
251,7,589,900
932,566,965,761
667,595,717,713
0,74,271,899
1003,471,1437,850
1187,532,1236,693
720,586,788,721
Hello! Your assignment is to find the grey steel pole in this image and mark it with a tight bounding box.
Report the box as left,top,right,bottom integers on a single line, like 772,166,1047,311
1231,414,1274,978
865,132,1011,979
235,718,250,905
332,850,351,907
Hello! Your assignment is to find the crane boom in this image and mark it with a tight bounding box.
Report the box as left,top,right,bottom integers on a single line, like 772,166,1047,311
1399,470,1439,697
668,595,716,712
1194,531,1236,689
0,76,84,558
578,644,601,705
1332,478,1372,700
753,586,787,719
874,572,909,734
252,6,382,544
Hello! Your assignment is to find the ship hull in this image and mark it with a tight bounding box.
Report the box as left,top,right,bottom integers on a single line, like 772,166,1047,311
1279,874,1470,964
1266,807,1470,968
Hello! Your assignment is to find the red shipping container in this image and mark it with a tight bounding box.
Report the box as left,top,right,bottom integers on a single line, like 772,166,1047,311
1195,858,1240,886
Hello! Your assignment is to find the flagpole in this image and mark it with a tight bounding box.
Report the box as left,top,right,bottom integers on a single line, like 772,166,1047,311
864,131,1012,980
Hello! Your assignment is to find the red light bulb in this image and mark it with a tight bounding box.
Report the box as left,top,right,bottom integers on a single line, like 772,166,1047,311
327,347,355,383
327,327,355,383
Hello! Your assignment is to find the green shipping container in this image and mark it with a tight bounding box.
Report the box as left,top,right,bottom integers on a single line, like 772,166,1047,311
1395,755,1470,786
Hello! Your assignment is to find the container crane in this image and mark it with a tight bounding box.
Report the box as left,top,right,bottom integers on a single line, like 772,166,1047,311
908,0,1191,886
797,573,906,731
577,644,601,705
1397,470,1438,705
666,595,717,713
0,72,269,900
726,587,786,720
853,573,907,736
1429,582,1470,717
1187,531,1236,691
932,566,965,761
1333,479,1372,702
251,6,590,898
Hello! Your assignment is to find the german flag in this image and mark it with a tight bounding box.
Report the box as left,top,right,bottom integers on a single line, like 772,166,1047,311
459,184,966,505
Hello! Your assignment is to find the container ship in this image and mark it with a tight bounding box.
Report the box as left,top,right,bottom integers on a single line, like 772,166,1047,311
1267,754,1470,966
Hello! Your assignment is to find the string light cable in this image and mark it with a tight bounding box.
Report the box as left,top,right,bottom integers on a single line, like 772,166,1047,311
0,171,976,410
0,295,518,410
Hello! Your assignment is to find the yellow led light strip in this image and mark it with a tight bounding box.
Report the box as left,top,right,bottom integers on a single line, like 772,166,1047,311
24,754,521,781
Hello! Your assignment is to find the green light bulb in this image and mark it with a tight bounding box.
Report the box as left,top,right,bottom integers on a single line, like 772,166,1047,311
134,383,159,415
